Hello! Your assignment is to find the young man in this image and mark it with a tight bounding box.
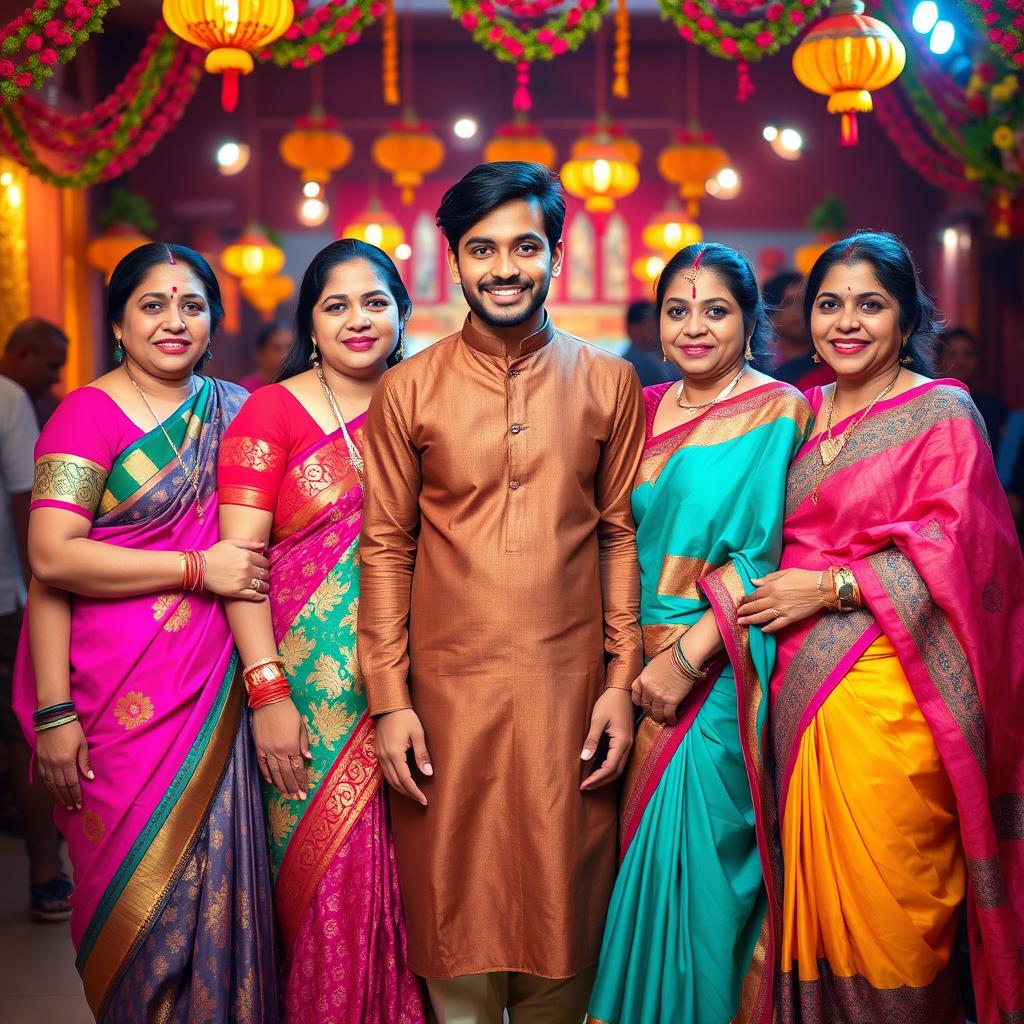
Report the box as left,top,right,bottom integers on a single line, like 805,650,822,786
358,162,644,1022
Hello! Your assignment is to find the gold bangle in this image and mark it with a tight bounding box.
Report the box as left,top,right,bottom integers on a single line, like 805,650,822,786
834,567,859,612
816,569,831,610
242,659,286,693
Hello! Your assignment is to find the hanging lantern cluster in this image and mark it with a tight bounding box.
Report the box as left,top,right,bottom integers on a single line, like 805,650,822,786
791,0,906,146
279,109,353,187
483,119,557,168
633,200,703,284
657,128,729,217
561,120,640,213
372,114,445,204
162,0,295,112
221,226,293,319
344,198,406,258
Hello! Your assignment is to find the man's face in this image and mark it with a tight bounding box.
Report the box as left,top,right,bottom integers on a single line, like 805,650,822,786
773,280,806,347
446,198,563,330
20,339,67,398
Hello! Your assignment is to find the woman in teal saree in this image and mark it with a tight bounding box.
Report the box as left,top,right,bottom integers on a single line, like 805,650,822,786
589,244,810,1024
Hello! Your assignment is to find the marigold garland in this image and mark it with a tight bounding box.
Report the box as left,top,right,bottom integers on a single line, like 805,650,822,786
0,0,118,104
657,0,826,62
613,0,629,98
260,0,383,69
0,22,200,187
381,0,398,104
450,0,609,62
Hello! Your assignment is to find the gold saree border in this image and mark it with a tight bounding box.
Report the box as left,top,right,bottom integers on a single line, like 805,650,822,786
32,452,107,514
80,678,242,1018
274,713,380,954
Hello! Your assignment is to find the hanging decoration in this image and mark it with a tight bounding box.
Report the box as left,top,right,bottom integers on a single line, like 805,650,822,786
657,128,729,216
260,0,383,68
381,0,399,103
371,114,445,204
633,252,667,285
657,0,828,96
561,121,640,213
0,22,201,188
343,198,405,257
86,187,156,282
451,0,608,62
161,0,294,111
794,194,848,273
0,0,118,104
612,0,630,98
279,109,353,187
483,118,557,167
241,274,295,319
791,0,906,145
222,227,287,306
642,200,703,254
958,0,1024,70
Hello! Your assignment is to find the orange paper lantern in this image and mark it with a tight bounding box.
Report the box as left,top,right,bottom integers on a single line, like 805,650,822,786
162,0,294,111
86,222,151,283
657,128,729,218
483,121,557,169
240,274,294,320
279,109,353,186
371,115,445,205
343,199,405,258
560,124,640,214
221,227,285,280
791,0,906,146
642,203,703,255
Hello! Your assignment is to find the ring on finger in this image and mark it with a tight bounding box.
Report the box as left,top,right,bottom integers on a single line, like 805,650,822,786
250,577,262,591
769,607,782,620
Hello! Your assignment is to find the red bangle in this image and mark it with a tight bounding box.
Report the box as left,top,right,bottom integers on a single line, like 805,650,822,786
248,679,291,710
180,550,206,592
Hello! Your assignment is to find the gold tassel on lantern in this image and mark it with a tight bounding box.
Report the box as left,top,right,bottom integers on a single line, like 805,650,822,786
613,0,630,100
382,0,400,106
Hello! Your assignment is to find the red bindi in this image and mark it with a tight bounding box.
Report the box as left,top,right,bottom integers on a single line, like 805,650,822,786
172,286,177,295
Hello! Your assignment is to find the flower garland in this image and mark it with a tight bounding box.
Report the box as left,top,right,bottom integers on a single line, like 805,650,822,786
496,0,569,14
0,23,200,187
656,0,826,62
261,0,383,69
451,0,609,62
381,0,398,104
959,0,1024,69
0,0,118,104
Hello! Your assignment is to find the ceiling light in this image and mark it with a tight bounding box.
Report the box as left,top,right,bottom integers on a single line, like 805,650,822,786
302,181,321,198
780,128,803,152
709,167,740,200
216,141,250,176
453,117,478,140
762,125,778,142
929,19,955,53
912,0,939,33
299,196,329,227
395,243,412,261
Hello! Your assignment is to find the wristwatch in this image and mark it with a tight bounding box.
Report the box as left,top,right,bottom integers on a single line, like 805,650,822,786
834,567,858,612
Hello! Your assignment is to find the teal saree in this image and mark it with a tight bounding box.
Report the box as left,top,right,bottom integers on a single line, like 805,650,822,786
589,380,810,1024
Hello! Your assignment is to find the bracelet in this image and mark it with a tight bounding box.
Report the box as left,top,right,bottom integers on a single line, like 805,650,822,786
248,680,292,710
35,713,79,733
242,659,287,693
816,569,833,611
834,566,860,612
33,701,76,723
673,637,708,680
180,550,207,592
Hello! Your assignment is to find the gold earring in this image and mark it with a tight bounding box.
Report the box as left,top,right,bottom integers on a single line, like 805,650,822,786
744,337,753,362
811,351,823,363
309,337,319,365
900,337,912,365
661,351,668,363
397,330,405,361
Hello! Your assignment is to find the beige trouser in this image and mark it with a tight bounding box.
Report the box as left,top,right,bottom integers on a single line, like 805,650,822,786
426,966,596,1024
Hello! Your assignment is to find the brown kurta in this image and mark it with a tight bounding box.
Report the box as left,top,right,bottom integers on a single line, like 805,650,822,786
358,314,644,980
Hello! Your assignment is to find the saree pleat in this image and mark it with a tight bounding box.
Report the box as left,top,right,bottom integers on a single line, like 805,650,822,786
589,382,811,1024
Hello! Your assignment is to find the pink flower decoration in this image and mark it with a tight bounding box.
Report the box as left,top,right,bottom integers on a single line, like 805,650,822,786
291,57,306,68
566,8,582,26
15,72,32,87
678,24,695,40
790,10,804,24
697,15,716,30
683,1,700,16
984,12,1000,24
371,2,386,15
461,11,478,28
537,28,555,43
489,25,503,41
284,24,301,39
39,48,57,65
550,37,569,53
581,0,596,8
480,1,496,16
1000,33,1017,50
756,30,774,45
504,39,524,56
345,31,360,44
720,36,738,54
302,16,318,35
44,20,60,38
54,30,72,45
25,33,43,51
307,43,324,61
0,60,14,77
765,3,783,19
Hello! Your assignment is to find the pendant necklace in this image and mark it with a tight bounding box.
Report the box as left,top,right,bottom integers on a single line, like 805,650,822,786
124,366,204,519
675,364,746,413
316,365,365,485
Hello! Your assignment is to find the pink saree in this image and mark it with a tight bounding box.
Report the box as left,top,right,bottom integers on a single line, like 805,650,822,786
219,383,425,1023
772,380,1024,1024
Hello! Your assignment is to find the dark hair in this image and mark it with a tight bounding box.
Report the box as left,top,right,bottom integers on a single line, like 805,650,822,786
256,320,291,349
803,231,940,375
937,325,977,354
106,243,224,337
762,270,802,314
626,300,655,327
655,242,774,364
4,317,68,355
435,161,566,250
278,239,412,381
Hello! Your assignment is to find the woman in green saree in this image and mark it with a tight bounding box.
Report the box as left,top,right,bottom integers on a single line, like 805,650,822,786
589,243,810,1024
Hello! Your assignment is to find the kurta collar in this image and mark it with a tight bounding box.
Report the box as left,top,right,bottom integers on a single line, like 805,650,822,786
460,312,555,360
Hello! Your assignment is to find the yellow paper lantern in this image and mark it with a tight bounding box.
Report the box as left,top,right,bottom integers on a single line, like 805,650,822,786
371,115,445,205
221,227,285,280
560,126,640,214
792,0,906,146
162,0,294,111
633,252,667,285
279,109,353,187
86,222,151,283
343,199,405,258
483,121,557,168
240,274,294,320
657,128,729,218
642,204,703,255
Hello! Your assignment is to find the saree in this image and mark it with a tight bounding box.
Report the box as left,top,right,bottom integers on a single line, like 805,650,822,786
12,378,278,1023
589,381,811,1024
218,383,424,1023
773,380,1024,1024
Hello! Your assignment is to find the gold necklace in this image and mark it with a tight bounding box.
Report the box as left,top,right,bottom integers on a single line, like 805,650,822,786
675,363,746,413
811,368,902,504
124,367,205,519
315,365,365,485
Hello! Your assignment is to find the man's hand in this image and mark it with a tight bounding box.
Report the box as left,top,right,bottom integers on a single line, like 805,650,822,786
580,687,634,791
375,708,432,806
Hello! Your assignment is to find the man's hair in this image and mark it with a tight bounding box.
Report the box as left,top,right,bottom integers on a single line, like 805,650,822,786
626,301,655,328
3,317,68,356
435,161,566,251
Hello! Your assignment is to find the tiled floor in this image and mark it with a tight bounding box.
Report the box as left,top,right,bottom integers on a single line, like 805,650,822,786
0,834,91,1024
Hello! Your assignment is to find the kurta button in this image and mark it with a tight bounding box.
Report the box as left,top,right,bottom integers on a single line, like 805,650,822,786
508,368,520,378
510,424,522,435
509,479,521,490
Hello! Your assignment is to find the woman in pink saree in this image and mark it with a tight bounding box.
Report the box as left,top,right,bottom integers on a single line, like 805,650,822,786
218,239,425,1023
12,243,279,1022
740,232,1024,1023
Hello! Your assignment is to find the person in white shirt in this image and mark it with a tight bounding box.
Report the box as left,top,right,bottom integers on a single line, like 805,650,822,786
0,318,70,921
